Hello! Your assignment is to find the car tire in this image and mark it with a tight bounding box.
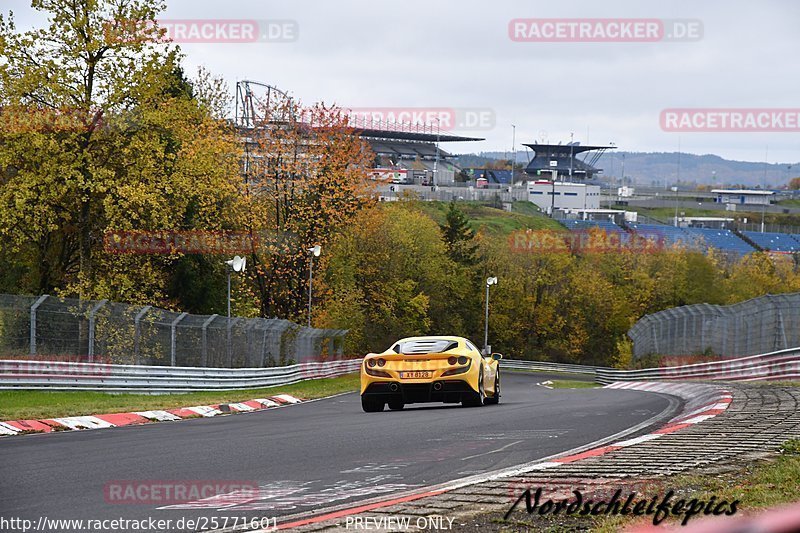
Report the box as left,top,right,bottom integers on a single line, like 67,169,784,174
388,401,405,411
484,372,500,405
361,396,384,413
462,368,485,407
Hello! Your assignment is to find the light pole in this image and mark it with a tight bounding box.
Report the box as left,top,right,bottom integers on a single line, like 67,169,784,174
224,256,246,364
569,132,574,182
484,276,498,352
307,245,321,327
432,117,440,187
511,124,516,185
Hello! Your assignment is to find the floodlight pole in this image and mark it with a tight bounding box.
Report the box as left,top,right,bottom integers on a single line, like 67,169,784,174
307,246,321,327
307,253,314,327
484,277,497,351
433,118,441,187
511,124,516,185
227,269,232,319
569,132,574,182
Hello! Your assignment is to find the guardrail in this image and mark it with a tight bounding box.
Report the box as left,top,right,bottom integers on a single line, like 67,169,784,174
596,346,800,384
0,358,363,393
501,359,602,375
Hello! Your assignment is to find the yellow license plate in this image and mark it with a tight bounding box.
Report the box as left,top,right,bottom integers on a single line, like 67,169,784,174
401,371,432,379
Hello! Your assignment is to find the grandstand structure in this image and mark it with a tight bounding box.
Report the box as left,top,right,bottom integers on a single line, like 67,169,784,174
523,142,615,180
559,219,762,257
233,80,483,186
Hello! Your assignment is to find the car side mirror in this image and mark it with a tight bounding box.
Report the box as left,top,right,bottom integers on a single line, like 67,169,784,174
491,353,503,361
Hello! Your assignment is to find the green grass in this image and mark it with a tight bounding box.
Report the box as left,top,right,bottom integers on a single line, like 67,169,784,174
549,379,601,389
0,373,359,421
413,200,563,236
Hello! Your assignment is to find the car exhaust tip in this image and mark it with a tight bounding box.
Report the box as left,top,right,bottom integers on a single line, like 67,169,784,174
433,382,443,391
389,383,399,392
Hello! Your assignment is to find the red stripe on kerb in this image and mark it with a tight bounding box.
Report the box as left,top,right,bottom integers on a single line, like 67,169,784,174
555,445,622,463
653,423,692,434
94,413,149,426
276,489,448,530
167,408,195,418
6,420,55,432
242,400,263,409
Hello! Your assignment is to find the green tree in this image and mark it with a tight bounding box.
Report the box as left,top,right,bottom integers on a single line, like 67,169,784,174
440,201,479,266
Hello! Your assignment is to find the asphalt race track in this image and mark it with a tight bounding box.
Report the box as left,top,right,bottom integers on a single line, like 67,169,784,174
0,372,673,531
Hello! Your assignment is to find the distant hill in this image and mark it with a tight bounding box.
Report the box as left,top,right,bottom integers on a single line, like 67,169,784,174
456,151,799,189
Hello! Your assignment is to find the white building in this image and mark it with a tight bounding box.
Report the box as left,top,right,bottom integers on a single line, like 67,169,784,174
527,181,601,213
712,189,774,206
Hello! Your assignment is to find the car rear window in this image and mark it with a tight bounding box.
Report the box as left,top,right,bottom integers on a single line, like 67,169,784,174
394,339,459,354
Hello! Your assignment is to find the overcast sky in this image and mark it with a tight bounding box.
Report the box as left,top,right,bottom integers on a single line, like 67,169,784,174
6,0,799,163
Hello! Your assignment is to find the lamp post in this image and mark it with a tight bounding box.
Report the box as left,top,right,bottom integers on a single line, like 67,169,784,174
484,276,498,352
569,132,574,182
432,118,441,187
511,124,516,185
224,256,246,364
307,245,321,327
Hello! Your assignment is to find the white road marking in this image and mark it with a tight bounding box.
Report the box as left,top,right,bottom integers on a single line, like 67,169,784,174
460,440,523,461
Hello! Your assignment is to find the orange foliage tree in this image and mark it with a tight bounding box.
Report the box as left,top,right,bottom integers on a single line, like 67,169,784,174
241,96,375,321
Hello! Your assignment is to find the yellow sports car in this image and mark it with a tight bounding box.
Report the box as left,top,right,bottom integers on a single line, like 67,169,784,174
360,336,502,412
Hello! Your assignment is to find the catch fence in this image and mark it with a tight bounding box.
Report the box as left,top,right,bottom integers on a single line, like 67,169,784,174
0,293,347,367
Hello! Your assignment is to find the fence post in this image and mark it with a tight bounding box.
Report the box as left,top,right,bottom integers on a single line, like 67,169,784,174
87,299,107,362
29,295,49,356
170,312,188,367
134,305,152,365
201,314,218,367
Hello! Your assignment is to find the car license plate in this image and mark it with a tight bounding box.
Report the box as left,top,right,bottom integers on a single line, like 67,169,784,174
401,371,432,379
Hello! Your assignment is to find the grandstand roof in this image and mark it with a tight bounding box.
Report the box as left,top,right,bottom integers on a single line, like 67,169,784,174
357,128,482,143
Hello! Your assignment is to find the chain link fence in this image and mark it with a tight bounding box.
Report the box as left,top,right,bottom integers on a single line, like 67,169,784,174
628,292,800,359
0,293,347,367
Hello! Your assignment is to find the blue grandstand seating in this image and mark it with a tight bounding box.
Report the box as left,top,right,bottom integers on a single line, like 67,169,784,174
742,231,800,252
562,219,626,235
627,223,702,248
684,228,755,255
559,220,758,256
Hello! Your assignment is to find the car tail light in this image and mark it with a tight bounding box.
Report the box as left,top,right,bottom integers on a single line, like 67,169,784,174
458,356,468,365
367,359,377,367
377,358,386,367
448,356,457,365
365,367,391,378
442,361,470,376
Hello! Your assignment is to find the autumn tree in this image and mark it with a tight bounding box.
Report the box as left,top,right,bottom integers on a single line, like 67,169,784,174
241,97,375,322
0,0,243,306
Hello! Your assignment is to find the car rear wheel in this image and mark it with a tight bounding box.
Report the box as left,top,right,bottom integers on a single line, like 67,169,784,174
484,372,500,405
462,368,485,407
361,396,384,412
388,400,405,411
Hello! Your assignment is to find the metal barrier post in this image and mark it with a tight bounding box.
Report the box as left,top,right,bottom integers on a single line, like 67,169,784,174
87,299,107,362
134,305,152,365
201,314,218,367
29,295,48,356
170,312,188,367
